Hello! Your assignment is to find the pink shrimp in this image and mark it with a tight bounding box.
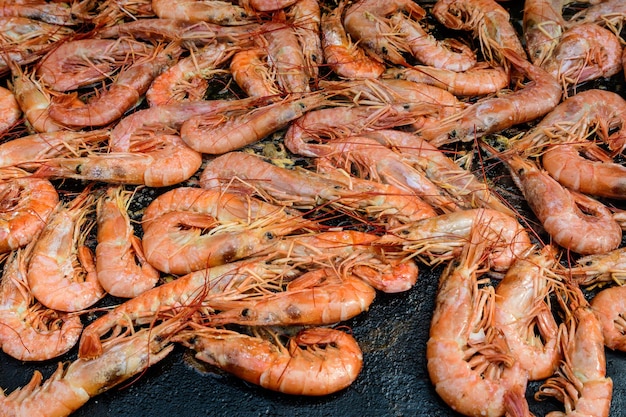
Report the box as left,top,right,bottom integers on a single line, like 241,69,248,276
26,190,106,312
152,0,253,26
0,85,20,134
248,0,298,12
288,0,323,81
590,284,626,351
95,186,159,298
523,0,567,66
0,0,83,26
0,177,58,254
229,48,282,99
568,247,626,287
175,326,363,396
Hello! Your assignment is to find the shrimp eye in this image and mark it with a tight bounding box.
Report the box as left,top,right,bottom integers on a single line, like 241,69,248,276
311,54,318,63
403,104,411,110
298,102,307,110
400,229,410,236
584,260,594,266
75,164,83,174
517,168,525,176
265,231,275,240
241,308,250,317
381,46,388,54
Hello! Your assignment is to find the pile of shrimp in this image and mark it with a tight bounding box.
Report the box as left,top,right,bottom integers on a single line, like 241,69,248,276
0,0,625,416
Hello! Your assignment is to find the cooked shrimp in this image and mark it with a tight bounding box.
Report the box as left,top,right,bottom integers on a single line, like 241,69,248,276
48,42,182,128
152,0,252,25
95,186,159,298
389,12,476,72
523,0,566,66
180,92,331,154
494,245,562,381
321,0,385,79
229,48,282,99
536,284,613,417
209,267,376,326
502,152,622,255
288,0,322,81
590,285,626,351
377,208,532,272
568,0,626,36
419,48,562,147
26,190,105,312
0,317,179,417
248,0,298,12
343,0,425,65
34,133,202,187
568,247,626,287
0,85,20,134
36,38,155,92
146,42,236,106
0,177,58,254
427,227,529,417
175,326,363,396
141,187,313,274
0,0,82,26
0,246,83,361
384,62,510,97
432,0,527,66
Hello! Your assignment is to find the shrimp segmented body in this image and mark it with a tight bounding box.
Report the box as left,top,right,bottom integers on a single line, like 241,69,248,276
590,284,626,351
0,177,58,254
261,22,311,94
175,326,363,396
152,0,252,26
26,191,106,312
568,247,626,287
95,186,159,298
0,85,20,134
229,48,282,99
523,0,566,66
288,0,323,81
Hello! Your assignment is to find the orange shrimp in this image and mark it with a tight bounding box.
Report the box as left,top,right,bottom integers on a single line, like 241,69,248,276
0,317,180,417
377,208,532,272
175,326,363,396
48,42,183,128
427,227,530,417
590,284,626,351
0,0,82,26
95,186,159,298
36,38,155,92
288,0,323,81
502,152,622,255
229,48,282,99
0,85,20,134
419,48,562,147
432,0,527,66
180,92,331,154
494,245,562,381
569,0,626,34
146,42,237,106
320,0,385,79
343,0,425,65
34,133,202,187
152,0,253,25
26,190,106,312
248,0,298,12
0,246,83,361
140,187,313,274
568,247,626,287
523,0,566,66
208,267,376,326
0,177,58,254
383,62,510,97
536,284,613,417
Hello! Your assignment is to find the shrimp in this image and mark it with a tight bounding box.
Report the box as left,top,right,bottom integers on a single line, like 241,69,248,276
0,317,180,417
248,0,298,12
542,23,623,92
501,152,622,255
95,186,159,298
383,62,510,97
152,0,253,26
389,12,477,72
427,227,530,417
0,177,58,254
48,42,183,128
0,246,83,361
208,267,376,326
590,285,626,351
36,38,155,92
535,284,613,417
141,187,313,274
229,48,282,99
175,326,363,396
320,0,385,80
419,48,562,147
0,0,82,26
34,133,202,187
377,208,532,272
523,0,567,66
432,0,527,66
26,190,106,312
146,42,236,106
288,0,323,81
568,0,626,36
494,245,562,381
0,85,20,134
568,247,626,287
180,92,331,154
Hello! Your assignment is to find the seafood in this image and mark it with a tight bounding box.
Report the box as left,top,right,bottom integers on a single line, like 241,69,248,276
0,317,180,417
568,247,626,287
0,85,20,134
0,0,83,26
0,246,83,361
494,245,561,381
249,0,298,12
152,0,252,26
0,177,58,254
26,190,106,312
288,0,323,81
523,0,566,66
377,208,532,272
500,152,622,255
320,0,385,79
343,0,425,65
536,284,613,417
590,284,626,351
95,186,159,298
568,0,626,35
427,227,529,417
48,42,182,128
180,92,331,154
229,48,282,99
175,326,363,396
